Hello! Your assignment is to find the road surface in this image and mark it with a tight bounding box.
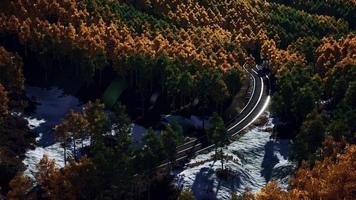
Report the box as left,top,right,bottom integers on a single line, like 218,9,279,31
158,64,271,168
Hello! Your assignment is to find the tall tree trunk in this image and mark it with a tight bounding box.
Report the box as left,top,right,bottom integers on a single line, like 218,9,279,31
214,147,217,161
180,93,184,108
171,95,176,111
73,139,76,161
141,93,145,117
220,149,224,170
64,144,67,165
99,70,102,86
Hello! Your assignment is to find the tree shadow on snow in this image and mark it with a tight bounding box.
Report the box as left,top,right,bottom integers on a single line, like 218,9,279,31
191,166,242,200
26,86,82,147
261,139,290,182
191,167,216,200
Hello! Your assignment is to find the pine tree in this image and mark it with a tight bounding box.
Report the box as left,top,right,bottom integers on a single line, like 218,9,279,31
55,121,70,165
141,128,164,170
207,112,228,169
161,124,179,166
83,100,108,145
65,111,89,160
292,110,325,163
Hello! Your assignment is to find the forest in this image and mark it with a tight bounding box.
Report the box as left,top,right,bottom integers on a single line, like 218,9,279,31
0,0,355,199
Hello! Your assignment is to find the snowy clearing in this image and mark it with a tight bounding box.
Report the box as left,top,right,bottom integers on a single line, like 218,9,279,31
174,112,296,200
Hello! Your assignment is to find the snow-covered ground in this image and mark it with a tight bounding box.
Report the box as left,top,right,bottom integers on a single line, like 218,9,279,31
22,86,295,198
22,86,204,178
175,112,296,200
23,86,83,178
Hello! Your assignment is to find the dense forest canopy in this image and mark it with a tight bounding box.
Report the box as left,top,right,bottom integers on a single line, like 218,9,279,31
0,0,355,199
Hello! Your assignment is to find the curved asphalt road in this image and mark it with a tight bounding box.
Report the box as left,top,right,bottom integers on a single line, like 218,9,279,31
227,65,270,138
158,64,271,168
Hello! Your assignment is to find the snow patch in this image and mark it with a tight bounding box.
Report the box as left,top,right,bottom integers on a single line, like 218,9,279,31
131,124,148,144
25,117,46,131
23,143,65,179
23,86,83,178
23,86,150,178
175,112,296,200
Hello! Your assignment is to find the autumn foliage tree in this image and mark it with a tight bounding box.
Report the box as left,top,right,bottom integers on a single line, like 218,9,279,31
7,172,36,200
247,143,356,200
269,0,356,29
315,34,355,78
34,155,97,200
35,155,68,200
257,1,349,48
0,47,25,109
288,144,356,199
55,100,107,164
0,86,33,196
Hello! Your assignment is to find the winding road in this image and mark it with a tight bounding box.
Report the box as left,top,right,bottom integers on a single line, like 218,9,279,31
158,64,271,168
227,65,271,138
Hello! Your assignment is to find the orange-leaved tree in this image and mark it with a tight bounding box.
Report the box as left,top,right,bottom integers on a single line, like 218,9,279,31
253,143,356,200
